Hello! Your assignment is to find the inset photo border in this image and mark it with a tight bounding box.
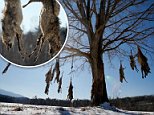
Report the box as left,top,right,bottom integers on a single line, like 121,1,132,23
0,0,69,68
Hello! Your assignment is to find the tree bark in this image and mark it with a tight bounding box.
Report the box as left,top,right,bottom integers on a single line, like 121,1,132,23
90,55,109,106
89,34,109,106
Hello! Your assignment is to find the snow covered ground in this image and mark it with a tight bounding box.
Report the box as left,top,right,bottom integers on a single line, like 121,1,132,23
0,102,153,115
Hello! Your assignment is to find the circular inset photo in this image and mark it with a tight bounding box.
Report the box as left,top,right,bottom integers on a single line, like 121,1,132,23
0,0,68,67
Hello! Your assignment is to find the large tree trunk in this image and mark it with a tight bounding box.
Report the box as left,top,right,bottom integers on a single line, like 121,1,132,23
90,55,109,106
89,34,109,105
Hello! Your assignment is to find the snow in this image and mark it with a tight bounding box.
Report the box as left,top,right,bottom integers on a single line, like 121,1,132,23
100,102,117,111
0,102,154,115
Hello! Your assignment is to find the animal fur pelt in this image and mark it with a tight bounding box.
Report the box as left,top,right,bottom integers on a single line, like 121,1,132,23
44,66,55,95
58,76,62,93
119,63,128,83
23,0,61,62
44,58,61,95
137,46,150,78
54,58,60,83
45,67,53,83
1,0,26,59
45,83,50,95
129,51,138,72
2,63,11,74
67,79,73,101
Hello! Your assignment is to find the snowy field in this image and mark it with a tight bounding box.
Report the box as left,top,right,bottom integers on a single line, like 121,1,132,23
0,102,154,115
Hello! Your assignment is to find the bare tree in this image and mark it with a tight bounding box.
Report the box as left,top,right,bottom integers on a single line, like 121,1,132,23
2,0,154,106
58,0,154,105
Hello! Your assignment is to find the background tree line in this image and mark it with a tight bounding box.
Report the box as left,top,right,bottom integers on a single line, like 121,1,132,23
0,94,154,111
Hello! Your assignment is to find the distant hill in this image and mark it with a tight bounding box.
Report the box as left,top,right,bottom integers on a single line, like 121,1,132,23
0,89,24,98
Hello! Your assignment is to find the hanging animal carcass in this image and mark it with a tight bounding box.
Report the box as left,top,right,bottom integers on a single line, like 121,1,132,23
1,0,26,58
129,50,138,72
137,46,150,78
119,63,128,83
67,79,73,101
23,0,62,62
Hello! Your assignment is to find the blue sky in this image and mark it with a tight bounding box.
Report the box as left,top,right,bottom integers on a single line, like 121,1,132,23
0,53,154,99
0,0,154,100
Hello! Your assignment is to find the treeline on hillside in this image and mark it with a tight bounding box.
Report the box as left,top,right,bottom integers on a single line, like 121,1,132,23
110,95,154,112
0,94,29,104
0,94,90,107
0,27,67,66
1,94,154,111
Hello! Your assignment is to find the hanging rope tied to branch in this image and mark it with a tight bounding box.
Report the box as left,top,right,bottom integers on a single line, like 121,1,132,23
67,78,73,101
129,50,139,72
2,63,11,74
119,62,128,83
137,46,150,78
